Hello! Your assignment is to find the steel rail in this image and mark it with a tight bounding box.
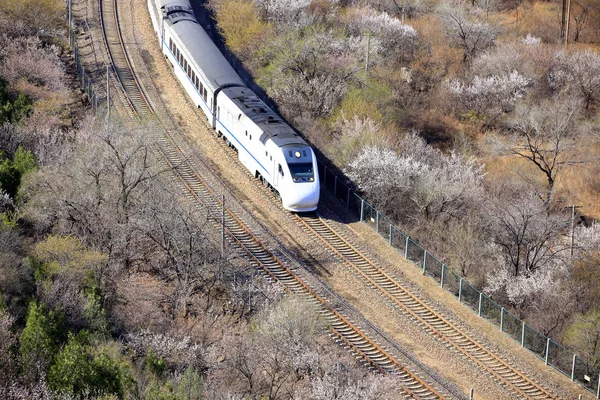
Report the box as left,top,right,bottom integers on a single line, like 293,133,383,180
295,212,557,400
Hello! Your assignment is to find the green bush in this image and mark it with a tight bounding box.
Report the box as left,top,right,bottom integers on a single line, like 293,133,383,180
0,78,31,124
0,146,36,198
48,331,131,399
19,301,67,379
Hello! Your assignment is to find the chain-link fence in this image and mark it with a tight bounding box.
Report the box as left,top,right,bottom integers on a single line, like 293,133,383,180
316,159,600,397
69,24,101,112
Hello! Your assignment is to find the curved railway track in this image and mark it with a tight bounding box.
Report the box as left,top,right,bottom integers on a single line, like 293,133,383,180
295,212,557,399
97,0,453,398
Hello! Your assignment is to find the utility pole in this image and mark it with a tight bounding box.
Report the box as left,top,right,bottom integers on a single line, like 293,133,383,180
561,0,572,45
68,0,72,47
365,34,370,72
565,0,572,46
106,66,110,122
569,205,582,257
221,194,226,259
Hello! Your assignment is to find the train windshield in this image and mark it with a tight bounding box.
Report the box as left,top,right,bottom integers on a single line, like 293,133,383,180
288,162,314,183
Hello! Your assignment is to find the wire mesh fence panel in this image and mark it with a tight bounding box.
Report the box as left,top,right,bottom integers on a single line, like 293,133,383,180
443,268,460,298
502,309,522,342
378,214,391,242
362,200,377,230
523,324,547,359
348,193,362,217
424,253,443,283
390,225,407,255
334,178,350,204
324,168,336,193
317,160,326,182
574,356,600,393
460,280,479,312
548,339,574,377
480,294,502,326
406,238,425,267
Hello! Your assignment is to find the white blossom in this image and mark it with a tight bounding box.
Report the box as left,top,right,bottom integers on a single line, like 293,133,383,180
521,33,541,46
346,132,486,222
347,6,417,59
445,70,531,118
253,0,311,25
548,50,600,109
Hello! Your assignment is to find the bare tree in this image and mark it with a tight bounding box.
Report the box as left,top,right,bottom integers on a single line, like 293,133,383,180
134,186,221,318
549,50,600,111
438,0,498,64
500,99,585,203
572,4,589,43
485,189,570,311
260,27,363,119
23,118,165,274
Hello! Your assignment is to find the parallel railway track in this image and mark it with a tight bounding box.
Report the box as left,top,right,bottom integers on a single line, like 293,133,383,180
97,0,453,398
295,212,557,400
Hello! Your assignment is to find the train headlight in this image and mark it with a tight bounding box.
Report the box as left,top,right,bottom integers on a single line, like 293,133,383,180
309,177,314,182
294,151,301,158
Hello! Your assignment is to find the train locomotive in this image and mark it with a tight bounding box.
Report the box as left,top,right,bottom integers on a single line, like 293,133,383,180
148,0,320,212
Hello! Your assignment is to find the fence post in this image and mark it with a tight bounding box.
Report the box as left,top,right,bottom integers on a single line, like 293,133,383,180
389,224,392,246
441,265,445,289
68,0,72,47
469,388,474,400
422,251,427,274
521,322,526,347
458,278,463,302
360,199,364,222
500,307,505,332
346,188,350,209
404,236,409,259
545,338,550,365
478,292,483,317
571,354,576,381
334,175,338,197
376,211,379,233
596,372,600,398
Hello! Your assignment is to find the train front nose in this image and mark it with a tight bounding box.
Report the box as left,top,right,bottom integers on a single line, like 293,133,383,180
282,183,320,212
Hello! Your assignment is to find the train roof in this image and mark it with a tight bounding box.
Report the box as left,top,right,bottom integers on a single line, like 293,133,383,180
224,87,308,148
161,1,244,90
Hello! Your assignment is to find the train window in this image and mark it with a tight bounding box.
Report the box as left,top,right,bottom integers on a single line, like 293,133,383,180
249,135,252,140
245,131,248,136
278,164,284,177
265,151,268,156
270,155,272,161
203,88,207,101
238,114,242,120
169,38,173,51
288,162,314,182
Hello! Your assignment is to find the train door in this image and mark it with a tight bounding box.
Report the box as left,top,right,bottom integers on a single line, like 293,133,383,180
274,162,284,189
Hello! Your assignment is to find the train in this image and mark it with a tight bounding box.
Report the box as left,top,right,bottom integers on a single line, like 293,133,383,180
147,0,320,212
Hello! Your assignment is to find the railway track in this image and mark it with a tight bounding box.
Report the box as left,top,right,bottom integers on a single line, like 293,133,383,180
96,0,454,398
295,212,557,399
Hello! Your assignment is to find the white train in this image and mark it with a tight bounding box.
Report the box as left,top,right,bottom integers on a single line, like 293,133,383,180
147,0,320,212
